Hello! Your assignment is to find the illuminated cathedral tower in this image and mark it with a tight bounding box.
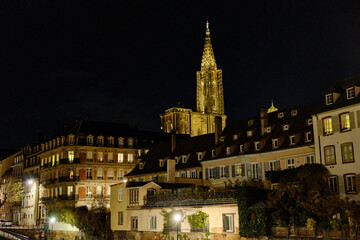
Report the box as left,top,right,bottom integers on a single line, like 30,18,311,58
160,22,226,136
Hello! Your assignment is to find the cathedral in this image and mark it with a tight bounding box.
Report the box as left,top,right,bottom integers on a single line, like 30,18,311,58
160,22,227,136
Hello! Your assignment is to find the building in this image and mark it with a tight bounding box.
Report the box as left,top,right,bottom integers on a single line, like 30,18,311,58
160,22,226,137
312,75,360,200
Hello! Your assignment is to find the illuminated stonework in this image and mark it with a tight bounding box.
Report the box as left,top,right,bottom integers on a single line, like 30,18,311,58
160,22,227,136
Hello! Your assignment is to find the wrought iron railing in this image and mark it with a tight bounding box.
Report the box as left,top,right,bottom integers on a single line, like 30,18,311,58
143,190,238,207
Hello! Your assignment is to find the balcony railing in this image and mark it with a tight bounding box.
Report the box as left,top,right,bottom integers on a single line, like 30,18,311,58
41,195,76,202
143,190,238,208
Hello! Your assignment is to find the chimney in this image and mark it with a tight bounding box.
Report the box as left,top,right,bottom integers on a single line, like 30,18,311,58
260,107,268,136
167,159,176,183
215,116,222,144
171,132,176,152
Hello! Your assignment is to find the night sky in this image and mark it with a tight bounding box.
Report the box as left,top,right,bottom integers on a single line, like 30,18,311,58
2,1,360,149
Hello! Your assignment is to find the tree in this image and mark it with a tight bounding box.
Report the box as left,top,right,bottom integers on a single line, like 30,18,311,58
0,178,24,209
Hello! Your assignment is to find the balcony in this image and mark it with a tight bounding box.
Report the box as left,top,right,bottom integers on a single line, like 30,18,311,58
40,178,56,185
143,190,238,208
58,176,80,182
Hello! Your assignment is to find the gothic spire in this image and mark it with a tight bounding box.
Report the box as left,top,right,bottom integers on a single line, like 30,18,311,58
201,21,217,71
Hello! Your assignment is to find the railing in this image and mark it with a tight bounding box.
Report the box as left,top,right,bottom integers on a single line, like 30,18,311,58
143,190,238,207
41,195,76,202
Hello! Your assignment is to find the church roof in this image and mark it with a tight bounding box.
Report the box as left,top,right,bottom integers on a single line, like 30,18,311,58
200,21,217,71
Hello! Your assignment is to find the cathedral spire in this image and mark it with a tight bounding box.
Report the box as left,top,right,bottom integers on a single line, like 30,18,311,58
201,21,217,71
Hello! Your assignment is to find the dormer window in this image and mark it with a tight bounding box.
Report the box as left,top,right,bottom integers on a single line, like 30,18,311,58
68,135,74,145
175,157,180,164
248,119,254,127
291,110,298,116
282,125,289,131
220,136,225,142
325,93,333,105
346,87,355,100
128,138,134,147
305,132,312,142
247,130,252,137
212,149,216,157
159,159,164,167
278,112,284,119
306,119,313,126
289,135,295,145
108,137,114,146
233,134,238,140
226,147,231,156
254,142,260,151
266,127,271,133
197,152,203,160
272,139,278,149
97,136,104,146
239,145,244,153
139,162,145,170
118,137,124,147
87,136,93,145
182,155,187,163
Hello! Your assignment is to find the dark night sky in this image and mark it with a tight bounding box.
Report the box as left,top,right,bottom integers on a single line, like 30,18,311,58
2,1,360,149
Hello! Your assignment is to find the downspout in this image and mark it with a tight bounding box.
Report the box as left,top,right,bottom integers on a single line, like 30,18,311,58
315,114,323,164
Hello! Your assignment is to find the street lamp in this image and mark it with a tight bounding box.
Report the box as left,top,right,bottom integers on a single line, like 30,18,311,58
174,214,181,240
50,217,56,240
27,179,33,185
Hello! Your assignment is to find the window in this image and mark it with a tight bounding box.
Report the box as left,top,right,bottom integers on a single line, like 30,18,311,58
323,117,333,135
131,216,138,230
181,155,187,163
139,162,144,170
267,160,280,171
278,112,284,118
128,154,134,163
108,137,114,146
159,159,164,167
247,130,252,137
340,113,351,131
86,187,92,197
248,119,253,126
86,168,92,179
266,127,271,133
97,152,104,162
118,137,124,146
87,136,93,145
118,212,123,225
324,146,336,165
98,136,104,145
150,216,157,230
235,164,242,177
328,176,338,193
233,134,238,140
212,149,216,157
272,139,278,149
306,119,313,126
341,143,354,163
67,186,73,196
220,166,226,178
305,155,315,164
220,136,225,142
128,138,134,147
344,174,357,193
325,93,333,105
69,135,74,145
254,142,260,151
118,189,123,201
239,145,244,153
346,87,355,100
118,169,124,180
226,147,231,155
289,135,295,145
209,167,214,179
197,152,203,160
97,168,103,180
68,151,74,163
251,163,260,179
287,158,295,169
108,168,114,180
291,110,298,116
87,151,93,162
282,125,289,131
223,214,234,233
180,172,186,178
129,189,139,204
305,132,312,142
191,170,196,178
118,153,124,163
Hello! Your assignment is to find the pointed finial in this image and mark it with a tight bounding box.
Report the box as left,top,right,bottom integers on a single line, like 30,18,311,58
267,100,278,113
206,21,210,36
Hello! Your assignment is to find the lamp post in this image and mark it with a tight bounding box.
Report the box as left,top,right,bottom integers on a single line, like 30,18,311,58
50,217,56,240
174,214,181,240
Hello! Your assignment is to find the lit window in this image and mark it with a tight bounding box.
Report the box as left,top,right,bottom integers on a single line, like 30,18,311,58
118,137,124,146
328,176,338,193
324,146,336,165
67,186,73,196
346,87,355,100
323,117,333,134
118,212,123,225
233,134,238,140
97,152,104,162
235,164,243,177
341,143,354,163
108,168,114,180
150,216,157,230
128,138,134,147
223,214,234,233
118,153,124,163
87,151,93,162
287,158,295,169
254,142,260,151
305,155,315,164
272,139,278,149
226,147,231,155
128,154,134,163
118,189,123,201
345,174,357,193
118,169,124,180
247,131,252,137
340,113,350,131
97,168,103,180
325,93,333,105
289,135,295,145
68,151,74,163
108,152,114,162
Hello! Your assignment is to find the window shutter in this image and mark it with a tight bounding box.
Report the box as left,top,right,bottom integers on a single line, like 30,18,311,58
205,168,209,180
214,167,220,179
264,162,269,172
246,163,251,177
357,110,360,128
349,112,356,129
241,164,245,176
231,165,235,177
356,174,360,193
257,163,262,180
317,119,323,136
222,214,226,232
275,160,280,170
225,166,229,178
332,116,340,132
